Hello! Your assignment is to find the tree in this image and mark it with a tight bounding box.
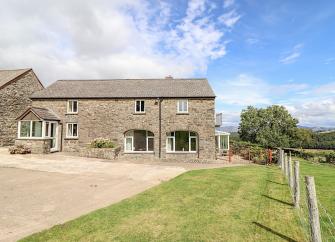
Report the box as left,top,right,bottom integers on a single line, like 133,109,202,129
291,128,314,148
238,105,298,148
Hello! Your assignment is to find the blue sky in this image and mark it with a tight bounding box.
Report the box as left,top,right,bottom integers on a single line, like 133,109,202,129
0,0,334,127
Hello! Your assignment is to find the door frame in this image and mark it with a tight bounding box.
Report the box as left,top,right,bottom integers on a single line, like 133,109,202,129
49,121,59,152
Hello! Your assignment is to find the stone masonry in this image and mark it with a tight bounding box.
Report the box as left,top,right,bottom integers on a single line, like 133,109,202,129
32,98,216,159
0,70,44,146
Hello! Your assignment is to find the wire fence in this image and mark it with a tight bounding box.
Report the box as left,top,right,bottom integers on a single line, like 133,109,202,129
278,149,335,242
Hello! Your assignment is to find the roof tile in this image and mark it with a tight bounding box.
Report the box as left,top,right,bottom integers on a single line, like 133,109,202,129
31,78,215,99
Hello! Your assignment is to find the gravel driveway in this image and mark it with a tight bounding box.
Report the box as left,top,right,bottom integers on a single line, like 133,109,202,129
0,148,186,242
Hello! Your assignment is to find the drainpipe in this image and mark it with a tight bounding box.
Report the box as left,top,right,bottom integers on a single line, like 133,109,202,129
158,98,162,158
60,122,63,152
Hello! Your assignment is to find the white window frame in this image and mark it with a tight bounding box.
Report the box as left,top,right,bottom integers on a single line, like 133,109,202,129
18,120,44,139
44,121,50,137
135,100,145,113
166,131,197,153
66,123,78,138
177,99,188,113
124,130,154,153
67,100,78,114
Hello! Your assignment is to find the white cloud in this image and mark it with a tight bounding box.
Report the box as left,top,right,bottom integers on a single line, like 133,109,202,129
217,74,272,106
219,9,241,28
0,0,238,85
286,98,335,127
223,0,235,9
216,74,335,127
279,43,303,64
325,57,335,65
246,38,259,45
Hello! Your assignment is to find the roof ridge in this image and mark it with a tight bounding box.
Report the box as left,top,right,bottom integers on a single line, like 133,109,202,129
56,78,207,81
0,68,31,72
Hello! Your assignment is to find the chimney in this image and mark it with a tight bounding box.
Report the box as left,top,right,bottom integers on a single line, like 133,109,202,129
165,75,173,79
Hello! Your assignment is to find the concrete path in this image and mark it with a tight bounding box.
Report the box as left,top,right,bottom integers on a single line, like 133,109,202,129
0,149,187,242
0,148,247,242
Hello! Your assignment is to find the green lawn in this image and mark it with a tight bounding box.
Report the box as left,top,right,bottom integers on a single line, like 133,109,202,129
295,157,335,241
21,165,306,242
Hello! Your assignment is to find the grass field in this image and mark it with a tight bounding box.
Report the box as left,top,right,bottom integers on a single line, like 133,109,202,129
295,157,335,241
21,165,306,242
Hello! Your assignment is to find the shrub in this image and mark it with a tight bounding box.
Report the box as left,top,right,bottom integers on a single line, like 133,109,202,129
9,145,31,154
325,152,335,164
90,138,115,148
231,140,272,164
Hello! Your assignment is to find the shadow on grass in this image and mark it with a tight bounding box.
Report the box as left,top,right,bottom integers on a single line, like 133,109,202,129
253,222,297,242
262,194,293,207
266,179,286,186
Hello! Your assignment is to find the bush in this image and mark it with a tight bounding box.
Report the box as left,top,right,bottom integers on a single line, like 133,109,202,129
90,138,115,148
325,152,335,164
231,140,272,164
9,145,31,154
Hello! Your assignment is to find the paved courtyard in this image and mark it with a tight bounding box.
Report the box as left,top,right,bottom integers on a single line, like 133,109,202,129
0,148,246,242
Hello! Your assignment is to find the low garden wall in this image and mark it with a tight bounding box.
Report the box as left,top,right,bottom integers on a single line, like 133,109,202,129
79,146,121,160
14,139,51,154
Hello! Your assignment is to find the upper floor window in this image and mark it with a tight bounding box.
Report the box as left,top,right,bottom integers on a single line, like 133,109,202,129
135,100,145,113
67,100,78,114
177,99,188,113
66,123,78,138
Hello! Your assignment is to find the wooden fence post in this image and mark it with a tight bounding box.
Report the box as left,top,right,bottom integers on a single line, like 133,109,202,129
281,150,285,173
305,176,322,242
284,153,288,177
293,161,300,208
228,149,232,163
288,158,292,188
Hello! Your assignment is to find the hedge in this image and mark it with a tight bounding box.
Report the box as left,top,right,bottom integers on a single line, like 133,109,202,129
283,148,335,164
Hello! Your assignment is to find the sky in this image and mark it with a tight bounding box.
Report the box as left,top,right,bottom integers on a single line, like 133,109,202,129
0,0,334,127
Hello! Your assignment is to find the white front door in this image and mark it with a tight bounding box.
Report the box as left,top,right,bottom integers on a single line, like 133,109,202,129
50,122,59,152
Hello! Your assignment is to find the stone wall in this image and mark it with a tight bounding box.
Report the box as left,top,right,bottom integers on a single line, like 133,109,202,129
79,146,121,160
15,139,51,154
32,98,216,159
0,70,44,146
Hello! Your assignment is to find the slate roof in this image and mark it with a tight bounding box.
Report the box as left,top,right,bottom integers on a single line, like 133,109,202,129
31,78,216,99
17,107,61,121
0,68,31,89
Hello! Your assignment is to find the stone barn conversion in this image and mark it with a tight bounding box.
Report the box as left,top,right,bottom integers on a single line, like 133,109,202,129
0,69,44,146
16,77,219,160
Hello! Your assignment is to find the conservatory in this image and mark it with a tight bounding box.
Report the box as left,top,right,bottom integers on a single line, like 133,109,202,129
215,130,230,153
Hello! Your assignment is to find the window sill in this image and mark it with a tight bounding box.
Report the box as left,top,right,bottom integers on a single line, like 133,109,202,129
17,137,47,140
166,151,197,154
64,137,79,140
176,112,189,115
124,151,154,154
133,112,146,115
66,113,78,115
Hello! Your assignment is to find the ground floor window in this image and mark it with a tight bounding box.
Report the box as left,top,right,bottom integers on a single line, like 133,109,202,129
124,130,154,152
166,131,197,152
19,121,43,138
66,123,78,138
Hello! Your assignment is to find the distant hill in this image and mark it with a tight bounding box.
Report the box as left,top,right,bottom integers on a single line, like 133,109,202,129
298,126,335,132
217,126,238,133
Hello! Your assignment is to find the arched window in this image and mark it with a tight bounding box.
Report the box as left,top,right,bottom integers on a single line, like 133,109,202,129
124,130,154,152
166,131,197,153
